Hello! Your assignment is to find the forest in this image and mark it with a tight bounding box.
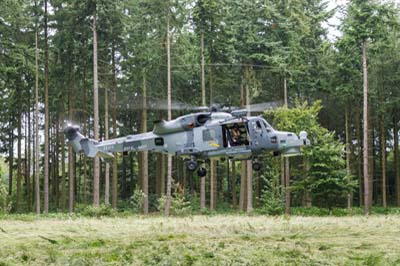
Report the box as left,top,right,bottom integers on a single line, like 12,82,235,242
1,0,400,218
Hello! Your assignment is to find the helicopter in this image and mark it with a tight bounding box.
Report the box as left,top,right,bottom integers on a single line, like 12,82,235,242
64,103,310,177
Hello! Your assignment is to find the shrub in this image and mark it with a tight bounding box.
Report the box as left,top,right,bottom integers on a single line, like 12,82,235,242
130,187,145,213
78,204,116,217
158,194,192,216
0,182,11,214
259,178,284,215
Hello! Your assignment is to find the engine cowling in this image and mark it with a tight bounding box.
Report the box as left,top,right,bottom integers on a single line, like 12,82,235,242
153,113,210,135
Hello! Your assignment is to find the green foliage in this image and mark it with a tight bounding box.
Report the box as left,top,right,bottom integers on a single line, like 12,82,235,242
75,204,116,218
265,101,354,208
129,187,145,214
258,178,284,215
158,194,192,216
0,182,11,214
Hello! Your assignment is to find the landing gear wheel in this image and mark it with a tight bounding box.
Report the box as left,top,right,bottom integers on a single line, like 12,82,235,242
186,160,198,171
252,162,262,171
197,167,207,177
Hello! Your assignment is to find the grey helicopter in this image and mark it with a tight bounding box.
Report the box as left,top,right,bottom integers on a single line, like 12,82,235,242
64,99,310,178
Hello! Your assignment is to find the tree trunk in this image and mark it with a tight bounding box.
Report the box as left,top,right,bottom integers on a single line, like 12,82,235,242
246,160,253,213
381,113,386,207
239,82,247,211
231,161,237,208
239,161,247,211
34,27,40,214
111,45,118,209
200,169,206,209
210,160,217,210
68,147,74,213
61,113,66,211
68,78,75,213
200,31,206,210
26,97,31,211
201,32,205,107
156,154,162,197
379,90,386,207
369,113,374,206
8,130,13,197
44,0,50,214
92,9,100,207
283,76,288,107
122,155,126,199
104,74,110,205
285,157,291,214
362,40,370,215
281,157,285,192
165,0,172,215
16,87,22,212
130,153,135,197
356,106,363,206
161,155,166,196
245,70,252,213
282,76,290,214
345,106,352,208
81,66,88,203
141,71,149,214
394,113,400,206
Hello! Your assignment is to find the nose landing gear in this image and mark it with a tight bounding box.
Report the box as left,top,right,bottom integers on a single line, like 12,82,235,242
185,156,208,177
186,159,198,171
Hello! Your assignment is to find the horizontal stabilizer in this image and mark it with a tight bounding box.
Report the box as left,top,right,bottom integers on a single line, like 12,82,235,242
81,138,114,159
64,125,113,159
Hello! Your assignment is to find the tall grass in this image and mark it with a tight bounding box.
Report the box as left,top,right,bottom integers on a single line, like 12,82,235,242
1,214,400,265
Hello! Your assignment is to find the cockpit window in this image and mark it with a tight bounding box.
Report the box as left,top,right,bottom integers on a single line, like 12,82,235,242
262,119,274,132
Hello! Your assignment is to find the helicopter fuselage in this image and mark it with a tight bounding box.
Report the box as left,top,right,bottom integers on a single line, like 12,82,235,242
64,111,310,165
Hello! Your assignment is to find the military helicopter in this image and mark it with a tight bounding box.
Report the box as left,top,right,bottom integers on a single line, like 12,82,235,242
64,100,310,177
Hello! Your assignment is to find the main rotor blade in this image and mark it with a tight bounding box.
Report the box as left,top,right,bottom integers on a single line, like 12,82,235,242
110,94,206,111
226,100,283,113
247,101,283,112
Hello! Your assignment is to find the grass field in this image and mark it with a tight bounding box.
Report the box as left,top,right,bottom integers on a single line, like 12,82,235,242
1,214,400,266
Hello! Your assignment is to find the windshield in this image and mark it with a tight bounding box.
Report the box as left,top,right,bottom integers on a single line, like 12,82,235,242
261,118,274,131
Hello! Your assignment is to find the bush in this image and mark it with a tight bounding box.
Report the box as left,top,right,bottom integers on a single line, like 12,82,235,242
158,194,192,216
77,204,116,217
130,188,145,213
258,178,284,215
259,189,284,215
0,182,11,214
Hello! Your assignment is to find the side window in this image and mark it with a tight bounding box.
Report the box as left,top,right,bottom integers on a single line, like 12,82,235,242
154,137,164,146
252,120,262,133
203,129,216,141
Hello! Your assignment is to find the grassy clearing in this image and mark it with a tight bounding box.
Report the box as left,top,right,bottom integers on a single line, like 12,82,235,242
1,214,400,265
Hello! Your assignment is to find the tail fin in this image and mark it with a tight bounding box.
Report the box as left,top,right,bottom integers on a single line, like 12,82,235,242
64,126,113,159
64,126,85,153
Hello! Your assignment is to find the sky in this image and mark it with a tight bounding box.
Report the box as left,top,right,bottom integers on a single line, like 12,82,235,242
325,0,349,41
